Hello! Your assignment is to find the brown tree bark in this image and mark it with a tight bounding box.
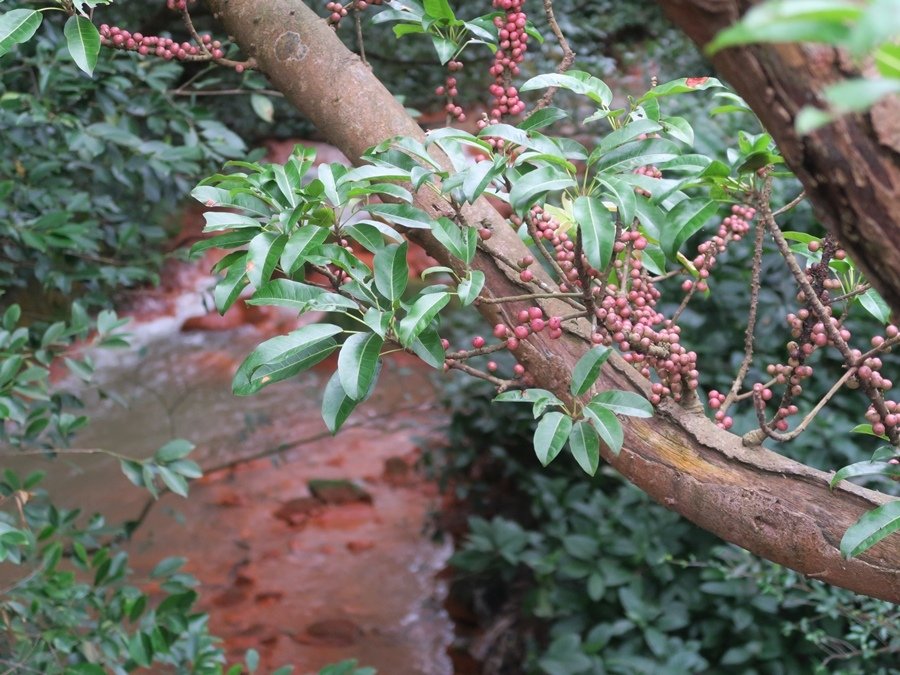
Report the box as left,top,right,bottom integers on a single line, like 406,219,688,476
656,0,900,317
204,0,900,602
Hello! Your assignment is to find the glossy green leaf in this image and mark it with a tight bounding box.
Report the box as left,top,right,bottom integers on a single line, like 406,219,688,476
520,71,613,107
509,166,576,214
598,176,637,228
661,199,718,260
373,242,408,304
830,461,900,487
518,107,569,131
457,270,485,306
583,402,624,455
64,15,100,76
412,325,446,368
574,196,615,272
431,217,472,263
232,324,342,396
202,211,262,232
246,232,287,288
857,288,891,324
592,138,680,173
367,203,435,229
154,439,194,464
250,93,275,123
214,259,249,314
338,332,384,400
0,10,42,59
568,421,601,475
597,119,663,154
840,501,900,558
397,292,450,346
641,76,724,97
248,279,358,312
590,390,654,418
322,372,359,434
281,225,329,275
534,411,573,466
571,346,612,396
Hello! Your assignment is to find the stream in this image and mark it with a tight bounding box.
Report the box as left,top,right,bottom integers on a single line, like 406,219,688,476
8,261,456,674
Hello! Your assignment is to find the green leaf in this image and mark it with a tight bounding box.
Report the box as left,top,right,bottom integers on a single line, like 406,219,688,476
424,0,455,20
281,225,329,275
571,346,611,396
248,279,358,313
338,332,384,401
203,211,262,232
592,138,680,173
322,371,358,434
431,217,476,264
250,93,275,123
232,324,342,395
857,288,891,324
246,232,288,288
583,403,624,455
457,270,484,306
411,325,445,368
520,71,613,107
708,11,854,53
373,242,408,304
397,292,450,346
158,466,189,497
509,166,576,214
661,199,718,259
154,439,194,463
64,15,100,76
568,421,601,475
214,259,249,315
0,10,42,59
840,501,900,558
598,176,637,228
642,76,724,97
462,160,502,203
589,390,654,418
574,196,615,272
518,107,569,131
533,411,573,466
367,203,434,229
598,119,663,154
830,461,900,487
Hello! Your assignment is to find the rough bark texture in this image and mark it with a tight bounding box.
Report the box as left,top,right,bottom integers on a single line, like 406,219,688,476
204,0,900,602
657,0,900,317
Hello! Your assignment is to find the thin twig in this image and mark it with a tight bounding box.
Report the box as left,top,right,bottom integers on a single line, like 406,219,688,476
525,0,575,117
722,218,765,413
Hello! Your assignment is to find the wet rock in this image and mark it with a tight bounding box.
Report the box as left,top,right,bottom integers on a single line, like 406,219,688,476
273,496,321,526
212,586,248,608
346,539,376,554
294,618,362,647
307,479,372,504
382,456,413,486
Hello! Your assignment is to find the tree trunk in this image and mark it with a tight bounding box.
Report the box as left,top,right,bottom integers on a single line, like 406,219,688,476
204,0,900,602
656,0,900,317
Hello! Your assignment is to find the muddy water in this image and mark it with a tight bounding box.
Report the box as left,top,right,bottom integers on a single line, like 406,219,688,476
11,269,455,674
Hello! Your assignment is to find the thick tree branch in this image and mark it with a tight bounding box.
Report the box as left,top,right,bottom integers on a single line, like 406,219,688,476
204,0,900,602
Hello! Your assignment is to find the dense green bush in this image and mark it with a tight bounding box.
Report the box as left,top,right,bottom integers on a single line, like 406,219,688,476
0,10,245,310
438,364,900,674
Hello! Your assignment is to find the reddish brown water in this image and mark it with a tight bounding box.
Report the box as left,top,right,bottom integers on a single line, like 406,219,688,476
12,261,456,674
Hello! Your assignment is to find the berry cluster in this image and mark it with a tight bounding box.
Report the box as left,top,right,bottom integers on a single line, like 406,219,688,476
518,205,699,403
488,0,528,118
326,0,383,27
99,24,224,61
436,64,466,122
683,205,756,294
